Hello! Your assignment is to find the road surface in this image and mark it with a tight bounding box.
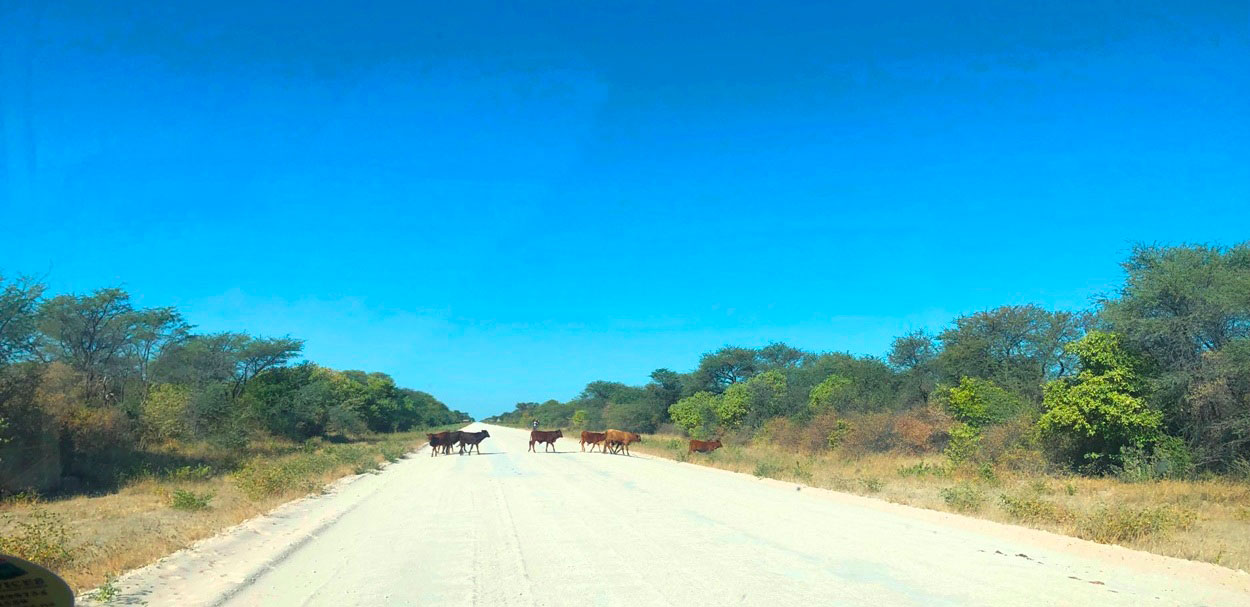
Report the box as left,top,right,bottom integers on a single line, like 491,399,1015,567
95,423,1250,606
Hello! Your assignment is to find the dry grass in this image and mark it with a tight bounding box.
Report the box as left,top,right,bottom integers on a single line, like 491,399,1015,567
634,434,1250,572
0,431,435,593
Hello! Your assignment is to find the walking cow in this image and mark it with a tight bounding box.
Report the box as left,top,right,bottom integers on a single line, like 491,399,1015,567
529,429,563,452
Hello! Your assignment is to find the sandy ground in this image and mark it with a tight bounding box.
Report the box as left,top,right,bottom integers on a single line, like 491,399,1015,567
84,423,1250,606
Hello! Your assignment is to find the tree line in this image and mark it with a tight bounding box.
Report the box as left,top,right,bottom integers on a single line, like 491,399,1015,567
0,280,468,492
487,243,1250,477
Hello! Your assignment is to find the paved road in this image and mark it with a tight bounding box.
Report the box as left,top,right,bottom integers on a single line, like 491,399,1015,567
97,423,1249,606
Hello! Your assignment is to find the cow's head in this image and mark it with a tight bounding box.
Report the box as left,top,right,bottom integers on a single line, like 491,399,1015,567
480,430,490,438
710,440,722,449
556,429,564,438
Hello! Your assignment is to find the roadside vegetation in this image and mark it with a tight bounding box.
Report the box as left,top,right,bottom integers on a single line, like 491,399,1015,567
488,242,1250,569
631,433,1249,571
0,430,441,592
0,276,469,591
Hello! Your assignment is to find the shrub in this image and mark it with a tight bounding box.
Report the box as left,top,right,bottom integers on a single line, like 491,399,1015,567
1118,438,1195,482
169,489,213,511
839,412,897,456
894,413,937,454
168,464,214,482
897,461,940,477
941,483,985,512
998,493,1069,524
944,423,981,466
755,417,801,450
945,377,1028,428
1038,332,1162,472
859,477,883,493
753,460,782,479
798,411,842,452
89,574,120,604
980,414,1037,462
826,420,853,451
379,442,407,463
1077,505,1196,543
790,459,813,482
140,383,192,442
0,508,75,569
976,463,998,484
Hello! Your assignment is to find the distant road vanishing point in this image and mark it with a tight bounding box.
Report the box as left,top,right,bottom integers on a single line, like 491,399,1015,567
88,424,1250,606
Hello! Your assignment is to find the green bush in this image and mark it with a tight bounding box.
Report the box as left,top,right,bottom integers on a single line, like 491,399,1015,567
1038,332,1162,472
945,377,1028,428
941,483,985,512
753,461,782,479
944,423,981,466
88,574,120,604
1118,437,1195,482
897,461,941,477
169,489,213,511
826,420,852,450
168,464,214,482
0,508,75,569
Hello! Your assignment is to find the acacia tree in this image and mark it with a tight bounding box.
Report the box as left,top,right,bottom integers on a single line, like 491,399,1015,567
37,288,138,405
0,274,44,365
690,346,760,393
1101,243,1250,466
888,329,939,405
937,305,1085,402
128,307,191,392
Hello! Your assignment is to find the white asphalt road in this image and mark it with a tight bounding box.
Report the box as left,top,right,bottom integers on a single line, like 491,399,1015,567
95,423,1250,606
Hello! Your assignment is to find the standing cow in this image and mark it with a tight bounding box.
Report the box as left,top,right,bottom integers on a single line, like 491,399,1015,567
529,429,563,452
688,439,722,454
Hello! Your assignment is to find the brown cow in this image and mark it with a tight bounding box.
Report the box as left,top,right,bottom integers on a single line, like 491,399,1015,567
688,439,722,454
603,429,642,456
457,429,490,455
427,431,451,457
580,431,607,452
529,429,563,452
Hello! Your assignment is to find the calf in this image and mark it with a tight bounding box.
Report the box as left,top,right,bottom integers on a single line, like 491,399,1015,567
603,429,642,456
688,439,722,454
529,429,563,452
580,431,607,452
457,429,490,455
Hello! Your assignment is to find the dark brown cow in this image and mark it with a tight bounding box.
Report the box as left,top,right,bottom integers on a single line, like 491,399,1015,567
529,429,563,452
457,429,490,455
688,439,722,454
426,431,451,457
443,430,464,455
580,431,606,452
603,429,641,456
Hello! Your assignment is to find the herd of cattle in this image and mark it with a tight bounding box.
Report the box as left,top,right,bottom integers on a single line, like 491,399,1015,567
426,427,724,456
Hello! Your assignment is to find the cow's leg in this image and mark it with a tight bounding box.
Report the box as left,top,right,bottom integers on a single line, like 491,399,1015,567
528,440,534,452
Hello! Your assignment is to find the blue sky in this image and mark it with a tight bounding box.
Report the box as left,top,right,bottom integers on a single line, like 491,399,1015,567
2,1,1246,418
